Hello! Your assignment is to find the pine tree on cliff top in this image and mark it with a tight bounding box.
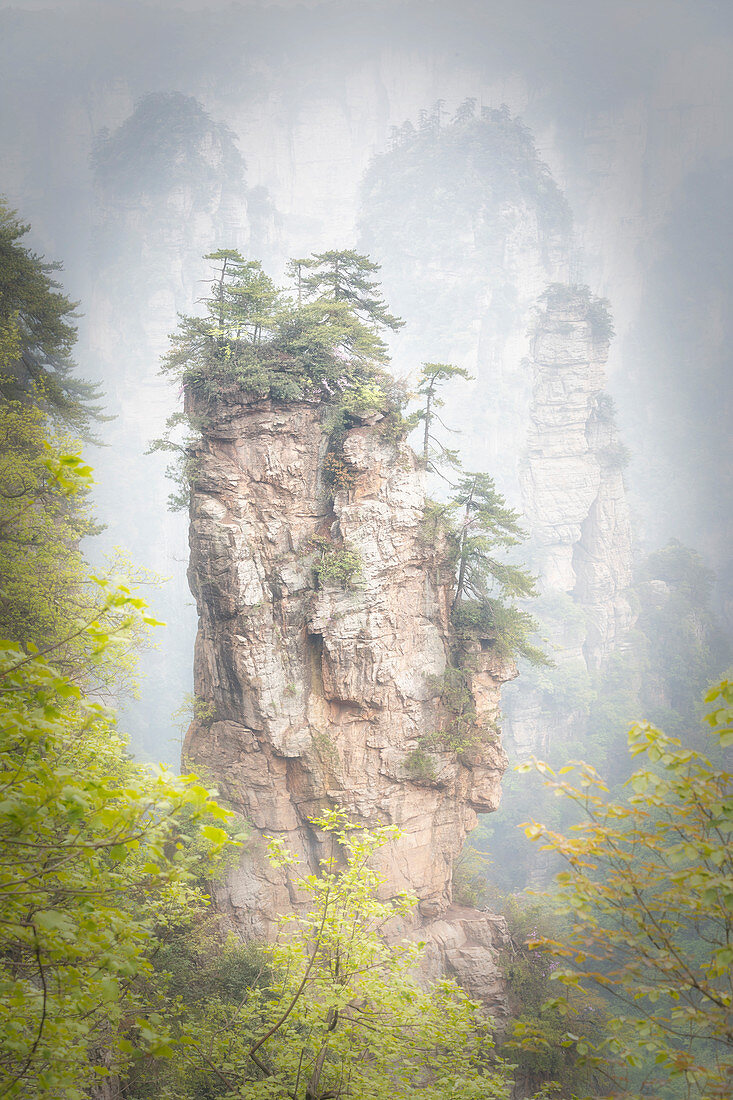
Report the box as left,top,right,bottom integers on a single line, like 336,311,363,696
295,249,405,333
163,248,402,400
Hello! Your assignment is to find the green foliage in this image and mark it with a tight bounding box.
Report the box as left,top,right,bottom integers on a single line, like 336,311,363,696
641,537,716,605
321,450,357,492
337,377,391,419
0,201,104,436
147,409,204,513
137,808,521,1099
425,665,479,748
162,248,400,407
158,249,408,509
520,683,733,1099
0,218,236,1096
586,295,615,344
311,729,341,776
486,540,731,899
595,441,631,470
414,361,472,468
0,396,159,697
0,533,234,1096
498,899,605,1097
293,248,404,332
449,473,536,605
403,746,438,782
419,498,451,542
440,472,548,667
0,396,92,654
452,844,492,908
539,284,615,344
204,248,284,347
452,600,552,669
593,393,617,424
123,921,271,1098
311,536,362,588
0,579,234,1099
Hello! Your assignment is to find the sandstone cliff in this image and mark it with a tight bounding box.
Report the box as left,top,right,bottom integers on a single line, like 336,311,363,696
519,287,634,670
184,390,516,1011
503,288,634,757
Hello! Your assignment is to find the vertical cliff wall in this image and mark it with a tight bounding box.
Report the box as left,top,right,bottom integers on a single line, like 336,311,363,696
183,390,517,1009
501,288,634,757
520,288,634,669
357,115,634,767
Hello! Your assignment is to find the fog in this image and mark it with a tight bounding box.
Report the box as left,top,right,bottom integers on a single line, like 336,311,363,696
1,0,731,772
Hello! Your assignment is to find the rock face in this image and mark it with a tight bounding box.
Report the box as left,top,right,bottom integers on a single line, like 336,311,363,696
519,289,634,670
184,389,515,1009
502,289,635,760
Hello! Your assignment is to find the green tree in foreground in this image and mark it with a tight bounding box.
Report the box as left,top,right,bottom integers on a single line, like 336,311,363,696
0,642,233,1099
0,207,235,1097
138,810,526,1100
519,681,733,1099
0,201,104,436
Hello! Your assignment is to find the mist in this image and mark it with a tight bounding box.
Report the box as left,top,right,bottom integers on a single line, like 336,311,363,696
1,0,730,767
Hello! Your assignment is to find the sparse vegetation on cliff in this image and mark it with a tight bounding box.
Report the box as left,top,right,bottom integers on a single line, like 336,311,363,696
156,246,412,508
425,666,480,749
404,746,438,781
539,283,615,345
442,473,550,668
414,360,472,469
312,536,362,588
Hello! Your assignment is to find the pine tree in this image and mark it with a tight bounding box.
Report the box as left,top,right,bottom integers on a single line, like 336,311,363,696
415,361,472,467
298,249,404,332
0,201,105,437
450,472,536,607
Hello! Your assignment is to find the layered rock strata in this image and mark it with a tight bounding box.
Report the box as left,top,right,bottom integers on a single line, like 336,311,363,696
520,290,634,669
501,289,634,759
184,390,515,1011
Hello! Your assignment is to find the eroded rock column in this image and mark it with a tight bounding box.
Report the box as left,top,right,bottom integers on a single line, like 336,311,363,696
184,391,514,962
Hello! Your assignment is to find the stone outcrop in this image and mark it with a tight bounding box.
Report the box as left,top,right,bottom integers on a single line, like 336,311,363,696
183,389,515,1006
519,288,634,669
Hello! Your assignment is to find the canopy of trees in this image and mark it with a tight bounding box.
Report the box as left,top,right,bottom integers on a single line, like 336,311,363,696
0,204,234,1097
520,683,733,1099
133,809,528,1099
162,247,401,406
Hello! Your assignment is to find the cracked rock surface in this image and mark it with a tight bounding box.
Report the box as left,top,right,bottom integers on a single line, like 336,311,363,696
184,390,515,1007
